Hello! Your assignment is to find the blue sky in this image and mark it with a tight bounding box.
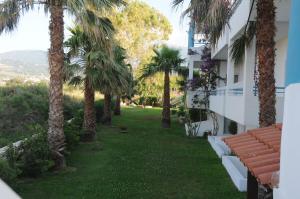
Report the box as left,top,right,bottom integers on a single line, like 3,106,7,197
0,1,189,54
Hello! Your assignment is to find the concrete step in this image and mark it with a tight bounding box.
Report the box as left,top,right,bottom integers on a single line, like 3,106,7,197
222,156,247,192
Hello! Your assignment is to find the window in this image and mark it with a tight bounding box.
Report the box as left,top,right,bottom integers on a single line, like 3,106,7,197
234,75,239,83
200,109,208,121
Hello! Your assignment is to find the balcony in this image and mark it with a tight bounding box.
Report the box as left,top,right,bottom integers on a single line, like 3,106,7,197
209,87,226,115
186,89,205,109
209,84,245,124
225,83,245,124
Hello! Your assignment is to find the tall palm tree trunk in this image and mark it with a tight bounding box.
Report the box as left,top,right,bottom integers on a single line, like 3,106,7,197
162,69,171,128
256,0,276,127
103,93,112,125
114,95,121,116
82,78,96,141
48,2,65,169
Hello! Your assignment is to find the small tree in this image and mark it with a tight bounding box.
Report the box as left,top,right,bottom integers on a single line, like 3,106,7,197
98,44,132,125
140,45,184,128
64,25,114,141
187,46,225,135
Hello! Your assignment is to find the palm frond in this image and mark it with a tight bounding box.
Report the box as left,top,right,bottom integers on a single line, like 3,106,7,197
230,34,246,65
173,0,230,46
139,45,184,80
230,21,256,64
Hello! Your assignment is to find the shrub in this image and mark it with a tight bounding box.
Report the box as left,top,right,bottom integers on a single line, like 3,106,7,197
189,108,201,122
64,109,83,150
171,109,177,115
177,106,185,117
228,121,238,135
0,82,49,134
94,99,115,123
64,95,83,120
0,159,18,184
0,81,84,145
145,96,158,106
0,138,10,148
95,100,104,123
6,125,54,178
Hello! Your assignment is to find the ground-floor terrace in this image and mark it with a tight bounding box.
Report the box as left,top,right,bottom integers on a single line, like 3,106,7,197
11,107,244,199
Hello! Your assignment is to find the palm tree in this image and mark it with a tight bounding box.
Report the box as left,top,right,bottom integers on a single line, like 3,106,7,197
141,45,184,128
0,0,124,169
100,45,132,125
230,0,276,127
112,46,133,116
64,25,114,141
173,0,231,45
256,0,276,127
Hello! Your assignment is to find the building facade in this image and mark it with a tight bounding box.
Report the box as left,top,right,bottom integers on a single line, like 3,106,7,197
187,0,291,136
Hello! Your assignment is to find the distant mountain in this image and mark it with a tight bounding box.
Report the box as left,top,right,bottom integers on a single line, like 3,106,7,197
0,50,49,81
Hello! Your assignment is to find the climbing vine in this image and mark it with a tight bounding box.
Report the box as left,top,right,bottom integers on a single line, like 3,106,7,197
187,45,225,135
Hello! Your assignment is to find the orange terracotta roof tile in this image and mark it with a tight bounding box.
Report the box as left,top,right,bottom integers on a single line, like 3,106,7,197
223,124,282,186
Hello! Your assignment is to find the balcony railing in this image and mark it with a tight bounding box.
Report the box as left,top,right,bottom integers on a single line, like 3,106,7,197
228,87,244,96
211,88,226,96
253,86,286,96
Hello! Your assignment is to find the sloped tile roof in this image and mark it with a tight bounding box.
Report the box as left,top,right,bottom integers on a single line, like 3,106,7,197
223,124,282,186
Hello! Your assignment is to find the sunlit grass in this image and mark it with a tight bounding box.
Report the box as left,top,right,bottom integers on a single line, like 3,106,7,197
63,85,103,101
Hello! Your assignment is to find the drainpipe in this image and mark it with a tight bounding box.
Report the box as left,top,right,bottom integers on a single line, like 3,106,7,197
188,21,195,49
275,1,300,199
188,21,195,80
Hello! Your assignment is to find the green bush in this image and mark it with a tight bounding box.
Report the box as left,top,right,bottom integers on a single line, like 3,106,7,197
64,109,83,150
95,100,104,123
189,109,201,122
0,81,84,145
137,96,159,106
0,159,18,184
6,125,54,178
94,99,115,123
0,138,10,148
0,82,49,135
64,96,83,121
145,96,158,106
177,106,185,117
171,109,177,115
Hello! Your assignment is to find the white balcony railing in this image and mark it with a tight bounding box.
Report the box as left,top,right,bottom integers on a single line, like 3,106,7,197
225,84,245,124
209,86,226,115
186,89,205,109
210,83,244,124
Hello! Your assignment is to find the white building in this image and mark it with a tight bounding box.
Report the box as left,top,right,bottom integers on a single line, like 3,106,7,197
187,0,291,136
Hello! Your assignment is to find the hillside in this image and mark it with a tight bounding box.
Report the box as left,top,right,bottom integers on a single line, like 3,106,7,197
0,50,49,81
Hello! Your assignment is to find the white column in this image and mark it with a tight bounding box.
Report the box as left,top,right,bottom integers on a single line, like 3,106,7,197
226,40,234,86
275,84,300,199
188,57,194,80
243,38,259,128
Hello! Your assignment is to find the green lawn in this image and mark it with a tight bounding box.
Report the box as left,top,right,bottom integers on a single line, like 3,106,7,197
14,107,245,199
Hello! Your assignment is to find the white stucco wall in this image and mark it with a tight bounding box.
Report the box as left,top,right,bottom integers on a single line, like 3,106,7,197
190,2,289,134
275,37,288,87
229,0,251,39
217,61,227,87
234,61,244,84
276,84,300,199
0,180,21,199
